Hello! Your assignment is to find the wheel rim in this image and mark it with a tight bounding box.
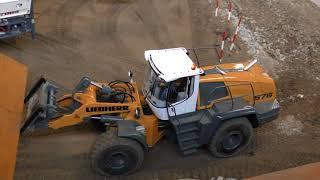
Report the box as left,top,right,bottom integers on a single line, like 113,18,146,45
98,148,135,175
222,131,243,151
105,152,129,170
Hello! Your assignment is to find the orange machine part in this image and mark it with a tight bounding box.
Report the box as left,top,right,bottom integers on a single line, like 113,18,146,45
247,162,320,180
0,54,27,180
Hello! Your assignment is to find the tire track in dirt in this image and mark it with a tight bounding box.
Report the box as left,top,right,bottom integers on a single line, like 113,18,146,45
54,0,88,46
98,1,137,59
135,0,176,48
186,0,218,47
40,0,138,82
61,0,140,78
113,0,194,76
0,35,91,91
15,130,99,180
87,1,142,79
33,0,61,20
0,36,84,69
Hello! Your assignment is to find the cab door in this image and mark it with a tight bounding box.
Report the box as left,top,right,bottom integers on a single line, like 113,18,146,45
197,72,254,113
167,75,199,117
223,72,255,110
197,81,233,113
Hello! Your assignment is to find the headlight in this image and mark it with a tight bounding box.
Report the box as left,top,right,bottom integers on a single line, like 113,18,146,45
136,126,146,135
135,108,141,119
272,99,280,109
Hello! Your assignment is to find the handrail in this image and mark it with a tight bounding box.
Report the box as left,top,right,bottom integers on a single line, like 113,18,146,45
186,46,220,66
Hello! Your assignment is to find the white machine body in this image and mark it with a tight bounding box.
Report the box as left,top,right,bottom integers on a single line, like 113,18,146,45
144,48,203,120
0,0,32,19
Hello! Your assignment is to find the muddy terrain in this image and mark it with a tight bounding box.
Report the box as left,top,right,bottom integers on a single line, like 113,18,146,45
0,0,319,179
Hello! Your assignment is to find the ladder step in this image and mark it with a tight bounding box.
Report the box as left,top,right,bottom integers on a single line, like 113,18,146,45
180,135,199,142
180,140,199,151
171,118,199,126
175,123,199,132
177,126,199,134
170,111,204,126
178,132,199,142
169,111,207,155
183,148,197,155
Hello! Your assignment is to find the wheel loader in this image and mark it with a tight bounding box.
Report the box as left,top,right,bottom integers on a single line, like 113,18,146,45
21,47,280,176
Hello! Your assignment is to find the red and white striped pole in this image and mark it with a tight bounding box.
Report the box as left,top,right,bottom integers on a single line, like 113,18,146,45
219,31,227,63
215,0,220,17
227,1,233,25
230,16,242,51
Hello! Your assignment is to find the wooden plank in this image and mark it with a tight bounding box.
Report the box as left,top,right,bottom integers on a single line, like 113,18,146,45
247,162,320,180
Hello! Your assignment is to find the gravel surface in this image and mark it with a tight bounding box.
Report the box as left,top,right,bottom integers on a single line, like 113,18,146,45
311,0,320,6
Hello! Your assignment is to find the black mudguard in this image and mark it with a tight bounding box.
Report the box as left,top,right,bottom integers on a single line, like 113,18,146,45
198,107,257,145
116,120,148,151
218,107,257,121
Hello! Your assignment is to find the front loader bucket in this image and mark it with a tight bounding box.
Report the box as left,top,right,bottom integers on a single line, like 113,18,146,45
20,78,59,133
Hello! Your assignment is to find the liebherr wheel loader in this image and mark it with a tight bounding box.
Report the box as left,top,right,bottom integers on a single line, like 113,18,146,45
22,47,280,176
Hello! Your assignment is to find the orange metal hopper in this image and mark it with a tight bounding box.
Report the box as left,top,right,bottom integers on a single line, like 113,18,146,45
0,54,27,180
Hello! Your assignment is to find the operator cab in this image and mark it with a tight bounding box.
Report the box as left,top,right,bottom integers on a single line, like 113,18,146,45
143,48,203,120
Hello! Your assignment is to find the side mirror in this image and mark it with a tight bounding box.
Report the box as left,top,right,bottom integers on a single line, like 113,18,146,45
128,70,133,78
128,70,133,83
134,108,141,119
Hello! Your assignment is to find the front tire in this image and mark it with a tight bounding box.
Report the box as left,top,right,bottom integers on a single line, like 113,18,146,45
208,117,253,158
91,129,144,176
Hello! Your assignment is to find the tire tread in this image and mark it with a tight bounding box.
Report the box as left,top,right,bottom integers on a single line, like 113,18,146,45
90,128,144,176
208,117,253,158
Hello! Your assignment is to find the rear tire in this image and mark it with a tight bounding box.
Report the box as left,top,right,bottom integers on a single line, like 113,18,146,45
208,117,253,158
91,129,144,176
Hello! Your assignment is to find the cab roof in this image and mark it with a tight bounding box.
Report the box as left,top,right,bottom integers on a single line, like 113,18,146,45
144,48,203,82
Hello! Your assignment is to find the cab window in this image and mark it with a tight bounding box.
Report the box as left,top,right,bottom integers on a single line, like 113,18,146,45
199,82,229,106
167,77,194,104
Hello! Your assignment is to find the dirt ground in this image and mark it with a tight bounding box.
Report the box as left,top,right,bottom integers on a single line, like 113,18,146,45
1,0,319,179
